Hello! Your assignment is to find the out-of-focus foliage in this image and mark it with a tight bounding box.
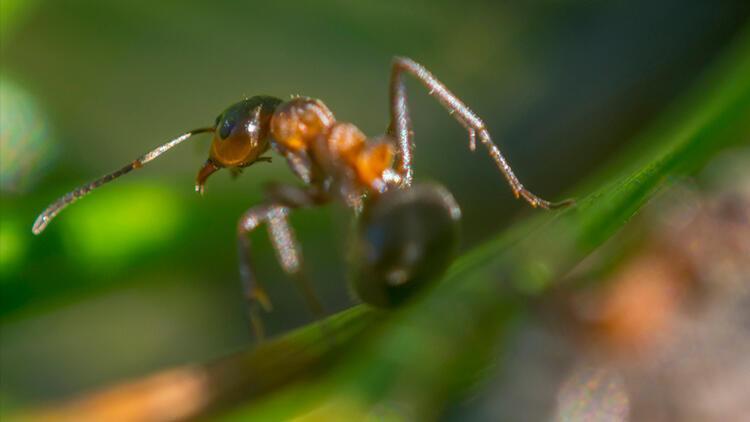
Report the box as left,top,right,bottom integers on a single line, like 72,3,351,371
58,183,184,270
0,0,38,44
0,217,25,277
0,77,56,193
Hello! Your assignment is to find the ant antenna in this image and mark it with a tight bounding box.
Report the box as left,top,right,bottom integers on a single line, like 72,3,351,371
32,127,214,235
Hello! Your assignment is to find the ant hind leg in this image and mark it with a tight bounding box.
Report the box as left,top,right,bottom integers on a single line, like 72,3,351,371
388,56,573,209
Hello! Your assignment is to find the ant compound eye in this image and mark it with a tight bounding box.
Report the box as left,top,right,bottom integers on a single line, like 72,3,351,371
215,97,284,142
350,183,461,308
216,100,250,140
218,114,236,140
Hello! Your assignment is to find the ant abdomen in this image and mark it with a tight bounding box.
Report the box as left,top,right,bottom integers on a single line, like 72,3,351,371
351,183,462,307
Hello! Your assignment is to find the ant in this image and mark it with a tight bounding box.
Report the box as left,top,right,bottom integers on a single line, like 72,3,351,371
33,57,572,338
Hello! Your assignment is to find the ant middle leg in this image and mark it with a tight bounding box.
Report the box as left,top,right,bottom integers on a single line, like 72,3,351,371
237,186,329,339
388,56,573,209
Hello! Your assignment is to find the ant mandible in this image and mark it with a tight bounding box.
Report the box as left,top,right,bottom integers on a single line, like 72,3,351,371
33,57,572,338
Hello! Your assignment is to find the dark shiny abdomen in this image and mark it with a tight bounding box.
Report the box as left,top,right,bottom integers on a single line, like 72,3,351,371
351,183,461,307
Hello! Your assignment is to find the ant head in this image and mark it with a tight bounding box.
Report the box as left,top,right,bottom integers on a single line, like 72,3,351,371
350,183,461,307
32,96,284,234
196,96,283,192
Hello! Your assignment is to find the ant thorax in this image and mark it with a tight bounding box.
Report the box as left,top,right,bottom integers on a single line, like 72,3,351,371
270,97,336,151
270,97,396,196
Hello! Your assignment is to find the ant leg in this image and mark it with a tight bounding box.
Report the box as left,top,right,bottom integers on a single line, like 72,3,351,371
269,141,314,185
265,207,326,319
237,205,275,339
237,186,329,339
388,57,573,209
264,183,328,208
387,58,414,186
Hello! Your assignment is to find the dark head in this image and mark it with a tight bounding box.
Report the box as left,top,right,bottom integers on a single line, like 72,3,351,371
350,183,462,307
196,96,283,192
32,98,286,234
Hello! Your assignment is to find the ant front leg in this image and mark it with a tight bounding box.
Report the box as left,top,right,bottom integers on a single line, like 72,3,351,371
237,186,328,339
388,57,573,209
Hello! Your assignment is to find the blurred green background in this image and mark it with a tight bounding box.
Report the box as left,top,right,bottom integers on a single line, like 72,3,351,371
1,0,748,413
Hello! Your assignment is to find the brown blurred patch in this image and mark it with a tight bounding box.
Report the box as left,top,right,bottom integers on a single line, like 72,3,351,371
17,368,210,422
562,155,750,356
